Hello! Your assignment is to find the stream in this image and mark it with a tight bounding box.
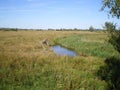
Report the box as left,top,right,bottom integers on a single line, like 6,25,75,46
51,45,77,56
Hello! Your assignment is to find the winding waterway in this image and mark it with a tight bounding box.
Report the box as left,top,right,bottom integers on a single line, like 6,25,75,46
51,45,77,56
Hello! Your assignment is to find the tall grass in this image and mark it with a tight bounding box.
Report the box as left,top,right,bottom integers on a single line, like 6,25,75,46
55,32,119,58
0,30,108,90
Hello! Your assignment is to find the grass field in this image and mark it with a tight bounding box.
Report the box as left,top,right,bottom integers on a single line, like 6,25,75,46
0,30,119,90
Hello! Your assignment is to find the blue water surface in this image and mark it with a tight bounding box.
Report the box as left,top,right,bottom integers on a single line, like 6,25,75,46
51,45,77,56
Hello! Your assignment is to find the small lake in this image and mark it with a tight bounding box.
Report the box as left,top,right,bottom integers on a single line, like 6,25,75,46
51,45,77,56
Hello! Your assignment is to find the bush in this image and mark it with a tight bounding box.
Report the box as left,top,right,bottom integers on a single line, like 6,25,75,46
109,30,120,53
103,22,120,53
97,56,120,90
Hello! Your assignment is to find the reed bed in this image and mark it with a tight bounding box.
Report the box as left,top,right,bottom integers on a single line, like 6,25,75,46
0,30,109,90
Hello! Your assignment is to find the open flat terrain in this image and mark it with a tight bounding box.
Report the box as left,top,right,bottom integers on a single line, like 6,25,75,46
0,30,119,90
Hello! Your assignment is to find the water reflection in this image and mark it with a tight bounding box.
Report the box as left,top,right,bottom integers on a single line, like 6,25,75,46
51,45,77,56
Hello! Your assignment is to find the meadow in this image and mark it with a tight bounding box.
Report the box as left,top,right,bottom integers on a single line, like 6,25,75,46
0,30,119,90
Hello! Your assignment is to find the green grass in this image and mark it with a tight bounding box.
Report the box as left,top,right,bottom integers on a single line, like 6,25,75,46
55,33,119,58
0,31,112,90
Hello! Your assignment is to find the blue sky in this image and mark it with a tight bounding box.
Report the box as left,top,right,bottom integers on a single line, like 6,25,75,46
0,0,120,29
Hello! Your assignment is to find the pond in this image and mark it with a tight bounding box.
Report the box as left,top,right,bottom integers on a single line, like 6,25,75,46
51,45,77,56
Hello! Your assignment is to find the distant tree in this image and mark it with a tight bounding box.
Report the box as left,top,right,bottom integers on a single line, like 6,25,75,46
103,22,116,32
103,22,120,52
89,26,94,32
101,0,120,18
74,28,77,30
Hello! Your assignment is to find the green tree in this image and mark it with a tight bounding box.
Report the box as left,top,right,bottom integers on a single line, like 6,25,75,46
102,0,120,18
98,1,120,90
103,22,116,32
102,0,120,53
103,22,120,53
89,26,94,32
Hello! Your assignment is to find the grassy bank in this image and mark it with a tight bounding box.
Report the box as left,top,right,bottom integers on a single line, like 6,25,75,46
55,32,119,58
0,30,111,90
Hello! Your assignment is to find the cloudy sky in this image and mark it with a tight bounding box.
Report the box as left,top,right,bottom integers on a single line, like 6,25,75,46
0,0,120,29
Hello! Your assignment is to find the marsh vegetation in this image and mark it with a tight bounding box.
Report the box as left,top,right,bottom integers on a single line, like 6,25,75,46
0,30,119,90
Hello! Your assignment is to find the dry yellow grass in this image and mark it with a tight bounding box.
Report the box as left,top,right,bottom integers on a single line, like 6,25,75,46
0,30,108,90
0,30,104,56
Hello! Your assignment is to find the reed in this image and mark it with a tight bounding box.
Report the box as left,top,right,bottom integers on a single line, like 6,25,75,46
0,30,109,89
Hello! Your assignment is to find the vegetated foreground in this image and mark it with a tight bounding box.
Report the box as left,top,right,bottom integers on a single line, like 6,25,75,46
0,30,119,90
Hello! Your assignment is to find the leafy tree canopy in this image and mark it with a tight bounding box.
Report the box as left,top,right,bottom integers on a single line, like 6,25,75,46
103,22,116,32
102,0,120,18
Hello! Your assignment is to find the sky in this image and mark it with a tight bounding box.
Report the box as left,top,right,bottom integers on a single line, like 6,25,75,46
0,0,120,29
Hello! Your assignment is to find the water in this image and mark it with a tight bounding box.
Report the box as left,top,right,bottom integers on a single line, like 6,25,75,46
51,45,77,56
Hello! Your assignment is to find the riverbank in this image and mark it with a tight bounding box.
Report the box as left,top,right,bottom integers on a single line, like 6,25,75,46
0,30,112,89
